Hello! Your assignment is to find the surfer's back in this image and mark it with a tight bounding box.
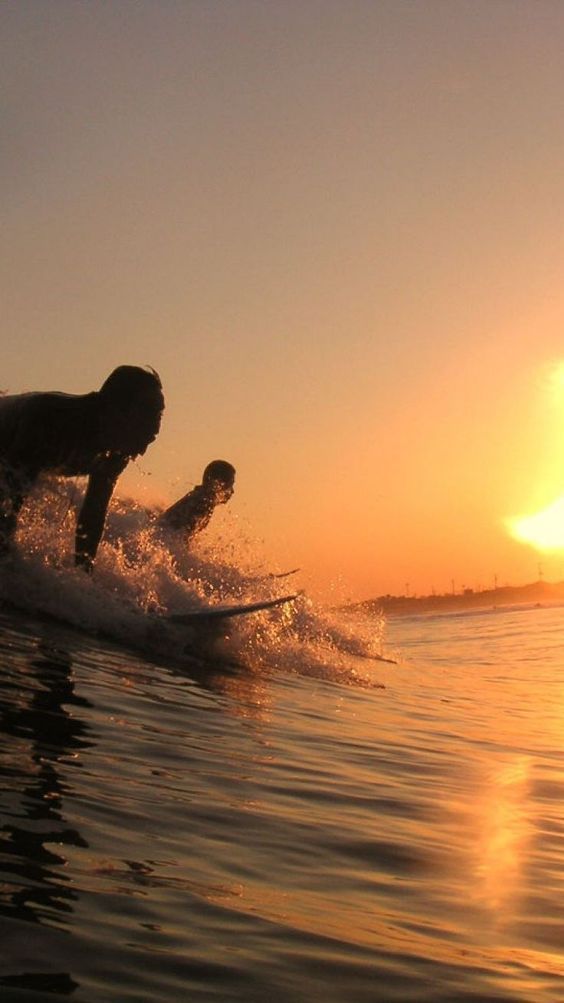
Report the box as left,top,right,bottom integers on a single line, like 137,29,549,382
0,390,100,475
0,366,165,570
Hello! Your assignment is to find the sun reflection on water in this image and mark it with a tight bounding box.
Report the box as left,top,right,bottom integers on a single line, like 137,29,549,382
474,755,532,920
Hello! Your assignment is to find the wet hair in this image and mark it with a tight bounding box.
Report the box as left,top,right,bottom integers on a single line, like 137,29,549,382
202,460,236,486
99,366,164,410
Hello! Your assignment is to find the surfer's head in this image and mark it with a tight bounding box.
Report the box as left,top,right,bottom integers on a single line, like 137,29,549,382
202,460,236,502
98,366,164,457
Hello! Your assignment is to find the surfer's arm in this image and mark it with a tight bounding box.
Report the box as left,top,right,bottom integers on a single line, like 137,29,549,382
75,455,127,572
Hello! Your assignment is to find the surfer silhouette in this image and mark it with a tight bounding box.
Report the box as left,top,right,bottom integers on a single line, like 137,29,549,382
157,459,235,544
0,366,164,571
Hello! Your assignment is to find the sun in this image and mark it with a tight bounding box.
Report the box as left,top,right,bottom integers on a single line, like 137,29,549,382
508,494,564,552
506,360,564,553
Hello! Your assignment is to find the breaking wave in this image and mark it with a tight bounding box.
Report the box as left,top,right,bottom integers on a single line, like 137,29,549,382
0,479,393,687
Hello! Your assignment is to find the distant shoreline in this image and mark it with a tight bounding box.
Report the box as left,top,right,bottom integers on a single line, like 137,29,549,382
347,580,564,618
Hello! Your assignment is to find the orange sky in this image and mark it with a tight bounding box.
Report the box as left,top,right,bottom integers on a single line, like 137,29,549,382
4,1,564,601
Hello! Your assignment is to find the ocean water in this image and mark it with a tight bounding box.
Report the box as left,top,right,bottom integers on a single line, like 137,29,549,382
1,490,564,1001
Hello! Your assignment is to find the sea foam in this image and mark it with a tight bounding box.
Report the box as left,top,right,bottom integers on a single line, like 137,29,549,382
0,478,391,686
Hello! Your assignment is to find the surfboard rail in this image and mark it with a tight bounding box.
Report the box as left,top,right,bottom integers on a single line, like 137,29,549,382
166,591,302,624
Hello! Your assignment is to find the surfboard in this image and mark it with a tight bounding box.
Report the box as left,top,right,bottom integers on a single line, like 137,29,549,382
166,592,302,624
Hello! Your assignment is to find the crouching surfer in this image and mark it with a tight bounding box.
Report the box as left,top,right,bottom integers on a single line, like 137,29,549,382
157,459,235,546
0,365,164,572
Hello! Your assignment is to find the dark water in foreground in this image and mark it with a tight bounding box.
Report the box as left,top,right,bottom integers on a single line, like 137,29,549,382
2,593,564,1001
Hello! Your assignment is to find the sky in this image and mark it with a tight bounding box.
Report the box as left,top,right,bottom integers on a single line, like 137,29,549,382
4,0,564,601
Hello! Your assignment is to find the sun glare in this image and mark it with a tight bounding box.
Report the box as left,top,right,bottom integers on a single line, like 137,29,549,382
508,494,564,552
506,360,564,554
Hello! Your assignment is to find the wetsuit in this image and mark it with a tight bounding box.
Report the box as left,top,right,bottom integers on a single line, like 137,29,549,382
0,390,131,569
157,484,216,543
